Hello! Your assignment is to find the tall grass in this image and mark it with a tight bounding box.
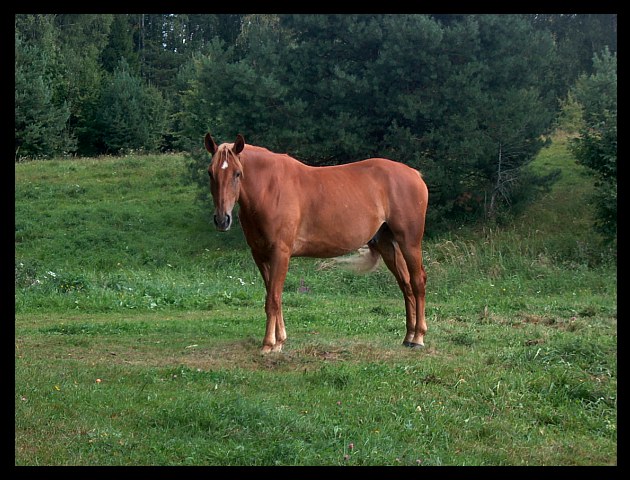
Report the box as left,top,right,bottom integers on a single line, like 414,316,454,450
15,137,616,465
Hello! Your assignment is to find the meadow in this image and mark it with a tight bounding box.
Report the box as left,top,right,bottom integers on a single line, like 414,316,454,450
14,137,617,466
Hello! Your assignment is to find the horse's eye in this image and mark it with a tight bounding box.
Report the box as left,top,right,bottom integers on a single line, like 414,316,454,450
235,171,242,179
208,171,213,180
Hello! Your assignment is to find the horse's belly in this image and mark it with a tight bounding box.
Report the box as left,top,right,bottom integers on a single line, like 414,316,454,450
290,174,388,257
292,218,381,258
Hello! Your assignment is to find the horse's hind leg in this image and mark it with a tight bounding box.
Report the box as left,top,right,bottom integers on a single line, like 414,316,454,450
371,227,417,347
397,239,427,348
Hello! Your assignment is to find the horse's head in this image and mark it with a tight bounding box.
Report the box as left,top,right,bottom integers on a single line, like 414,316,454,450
204,133,245,231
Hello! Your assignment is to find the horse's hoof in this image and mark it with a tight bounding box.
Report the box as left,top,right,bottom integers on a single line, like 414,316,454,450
403,341,424,349
261,344,283,355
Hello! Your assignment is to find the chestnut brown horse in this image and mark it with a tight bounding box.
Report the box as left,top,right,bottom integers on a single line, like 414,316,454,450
204,133,429,354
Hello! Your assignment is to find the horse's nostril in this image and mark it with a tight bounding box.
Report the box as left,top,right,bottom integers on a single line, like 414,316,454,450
214,213,232,231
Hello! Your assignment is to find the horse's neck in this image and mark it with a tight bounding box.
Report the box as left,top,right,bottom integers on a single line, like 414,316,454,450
238,149,292,209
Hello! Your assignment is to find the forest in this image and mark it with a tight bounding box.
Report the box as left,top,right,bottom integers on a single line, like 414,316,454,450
14,14,617,240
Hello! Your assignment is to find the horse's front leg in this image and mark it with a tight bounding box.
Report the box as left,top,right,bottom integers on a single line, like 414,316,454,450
260,248,290,354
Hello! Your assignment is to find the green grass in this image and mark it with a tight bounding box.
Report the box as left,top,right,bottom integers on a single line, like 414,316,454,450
15,137,616,465
511,133,608,266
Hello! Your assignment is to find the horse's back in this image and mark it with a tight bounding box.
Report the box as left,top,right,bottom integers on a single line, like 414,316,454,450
288,157,427,255
333,157,427,208
285,156,427,225
304,157,424,191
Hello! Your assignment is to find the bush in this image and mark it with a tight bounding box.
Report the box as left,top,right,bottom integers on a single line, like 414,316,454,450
96,59,169,153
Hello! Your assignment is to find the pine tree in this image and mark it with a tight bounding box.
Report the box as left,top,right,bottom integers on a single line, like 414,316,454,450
101,14,140,74
97,59,169,153
15,17,76,159
569,48,617,246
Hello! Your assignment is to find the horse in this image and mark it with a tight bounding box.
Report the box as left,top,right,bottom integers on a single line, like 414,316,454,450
204,133,429,354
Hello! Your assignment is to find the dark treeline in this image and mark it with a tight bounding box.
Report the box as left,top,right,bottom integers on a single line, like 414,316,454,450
14,14,617,235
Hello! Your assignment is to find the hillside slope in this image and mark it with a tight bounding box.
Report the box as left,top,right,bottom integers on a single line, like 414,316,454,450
15,135,609,276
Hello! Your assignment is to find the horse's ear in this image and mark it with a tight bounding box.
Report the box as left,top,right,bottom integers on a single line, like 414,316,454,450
204,133,218,155
233,134,245,155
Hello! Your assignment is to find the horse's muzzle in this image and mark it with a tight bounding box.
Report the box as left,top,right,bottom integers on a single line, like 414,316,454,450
214,213,232,231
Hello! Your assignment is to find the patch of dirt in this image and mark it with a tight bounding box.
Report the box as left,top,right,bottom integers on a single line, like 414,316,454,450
515,313,581,331
16,334,436,372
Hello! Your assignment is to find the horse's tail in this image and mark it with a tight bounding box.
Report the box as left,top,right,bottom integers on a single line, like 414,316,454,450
316,244,381,274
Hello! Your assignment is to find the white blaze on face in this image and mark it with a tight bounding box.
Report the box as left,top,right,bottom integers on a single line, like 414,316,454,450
221,160,229,170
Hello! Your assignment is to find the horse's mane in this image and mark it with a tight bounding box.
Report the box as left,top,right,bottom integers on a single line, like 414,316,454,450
240,143,299,164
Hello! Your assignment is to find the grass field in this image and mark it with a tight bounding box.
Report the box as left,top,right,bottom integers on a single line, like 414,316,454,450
15,137,617,466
